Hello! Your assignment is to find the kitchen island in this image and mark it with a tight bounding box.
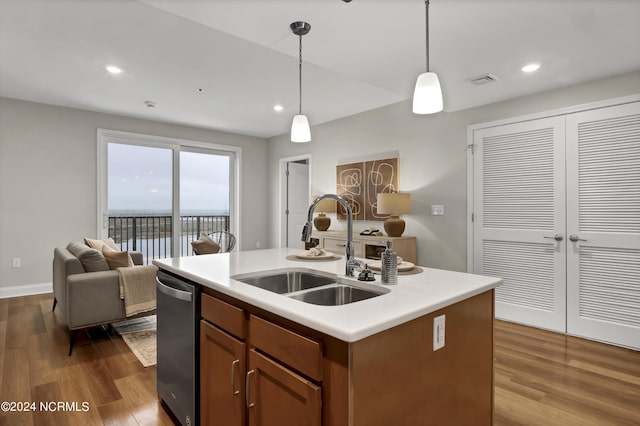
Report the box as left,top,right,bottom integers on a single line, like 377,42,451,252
154,248,502,426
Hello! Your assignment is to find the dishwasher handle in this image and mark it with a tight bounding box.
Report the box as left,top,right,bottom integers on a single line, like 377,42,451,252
156,277,193,302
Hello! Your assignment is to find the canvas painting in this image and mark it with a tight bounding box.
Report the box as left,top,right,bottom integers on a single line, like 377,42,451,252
336,157,398,221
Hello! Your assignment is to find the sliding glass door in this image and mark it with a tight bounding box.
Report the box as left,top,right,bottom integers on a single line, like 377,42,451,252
98,130,237,263
180,149,232,255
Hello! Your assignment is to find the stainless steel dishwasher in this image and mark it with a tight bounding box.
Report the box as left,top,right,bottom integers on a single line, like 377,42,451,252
156,270,200,426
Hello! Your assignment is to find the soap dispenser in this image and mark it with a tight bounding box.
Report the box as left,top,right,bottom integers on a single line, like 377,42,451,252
381,240,397,285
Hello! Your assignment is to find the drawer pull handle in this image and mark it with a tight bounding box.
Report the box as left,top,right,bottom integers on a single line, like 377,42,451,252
231,359,240,396
337,244,346,247
246,370,255,408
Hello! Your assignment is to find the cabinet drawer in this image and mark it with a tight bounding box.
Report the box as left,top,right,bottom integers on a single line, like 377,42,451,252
322,237,363,257
249,315,322,382
202,293,246,340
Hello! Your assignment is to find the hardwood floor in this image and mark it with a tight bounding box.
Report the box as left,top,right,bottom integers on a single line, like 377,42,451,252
1,293,638,425
0,293,175,426
494,320,640,425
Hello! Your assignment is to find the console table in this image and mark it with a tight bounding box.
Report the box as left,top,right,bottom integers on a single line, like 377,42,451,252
311,230,417,264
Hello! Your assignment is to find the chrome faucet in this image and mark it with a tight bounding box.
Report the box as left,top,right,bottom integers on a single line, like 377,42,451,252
302,194,361,277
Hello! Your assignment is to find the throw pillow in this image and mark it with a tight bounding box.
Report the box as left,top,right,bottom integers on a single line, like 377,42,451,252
67,242,110,272
102,245,134,269
191,233,221,255
85,237,119,251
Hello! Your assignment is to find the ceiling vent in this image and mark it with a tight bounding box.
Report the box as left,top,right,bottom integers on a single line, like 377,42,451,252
469,73,500,85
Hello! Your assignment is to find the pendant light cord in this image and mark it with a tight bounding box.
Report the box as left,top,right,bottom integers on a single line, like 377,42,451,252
298,34,303,115
425,0,430,72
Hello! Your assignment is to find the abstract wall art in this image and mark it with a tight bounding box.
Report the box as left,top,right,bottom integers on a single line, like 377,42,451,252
336,157,398,221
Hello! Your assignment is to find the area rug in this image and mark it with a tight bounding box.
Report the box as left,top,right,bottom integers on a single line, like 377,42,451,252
112,315,157,367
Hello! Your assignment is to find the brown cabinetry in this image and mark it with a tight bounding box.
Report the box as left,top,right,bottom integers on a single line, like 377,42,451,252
246,349,321,426
200,293,323,426
200,289,494,425
200,320,246,426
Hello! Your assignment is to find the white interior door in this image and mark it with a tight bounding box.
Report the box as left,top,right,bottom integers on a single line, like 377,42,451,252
566,102,640,349
286,161,310,249
473,117,567,332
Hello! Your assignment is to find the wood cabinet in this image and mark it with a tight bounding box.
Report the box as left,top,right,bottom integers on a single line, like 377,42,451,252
200,289,494,425
246,349,321,426
312,230,417,264
200,320,246,426
200,294,323,426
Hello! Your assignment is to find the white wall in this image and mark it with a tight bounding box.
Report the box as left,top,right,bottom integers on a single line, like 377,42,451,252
0,97,268,291
267,71,640,272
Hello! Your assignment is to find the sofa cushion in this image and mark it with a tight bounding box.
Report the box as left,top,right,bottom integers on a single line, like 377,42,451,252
102,246,134,269
84,237,119,251
191,233,221,255
66,242,110,272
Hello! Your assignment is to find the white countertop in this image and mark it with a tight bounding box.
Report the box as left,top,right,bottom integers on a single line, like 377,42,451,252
154,248,501,342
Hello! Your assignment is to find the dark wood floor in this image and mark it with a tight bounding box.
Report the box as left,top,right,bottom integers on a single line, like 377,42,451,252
1,293,638,425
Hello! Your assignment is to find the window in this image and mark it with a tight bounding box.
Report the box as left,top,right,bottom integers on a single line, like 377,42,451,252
97,129,239,263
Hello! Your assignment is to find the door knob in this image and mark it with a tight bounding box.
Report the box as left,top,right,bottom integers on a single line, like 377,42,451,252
569,234,587,242
543,234,563,241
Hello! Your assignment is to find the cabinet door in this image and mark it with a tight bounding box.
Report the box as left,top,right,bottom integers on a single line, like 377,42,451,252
246,349,321,426
200,320,246,426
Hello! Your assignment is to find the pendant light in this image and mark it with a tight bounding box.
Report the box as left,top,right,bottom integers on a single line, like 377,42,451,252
290,21,311,142
412,0,443,114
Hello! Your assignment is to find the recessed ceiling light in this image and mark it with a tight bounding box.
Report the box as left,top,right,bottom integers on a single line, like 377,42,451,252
521,63,540,73
273,104,284,112
105,65,122,74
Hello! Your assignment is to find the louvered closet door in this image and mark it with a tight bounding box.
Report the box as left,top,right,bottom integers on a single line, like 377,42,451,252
473,117,566,332
566,102,640,349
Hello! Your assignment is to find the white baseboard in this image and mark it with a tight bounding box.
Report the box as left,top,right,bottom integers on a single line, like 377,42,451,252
0,282,53,299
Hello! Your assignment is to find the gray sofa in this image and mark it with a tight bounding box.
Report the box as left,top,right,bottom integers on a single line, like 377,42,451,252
53,242,152,354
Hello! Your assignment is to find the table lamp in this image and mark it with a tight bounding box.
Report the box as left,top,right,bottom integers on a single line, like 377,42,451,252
311,195,337,231
376,192,411,237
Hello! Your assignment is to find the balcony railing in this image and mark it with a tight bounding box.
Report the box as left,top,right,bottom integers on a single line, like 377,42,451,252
108,214,230,263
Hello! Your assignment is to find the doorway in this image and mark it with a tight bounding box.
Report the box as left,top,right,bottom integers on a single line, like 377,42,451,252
279,155,311,248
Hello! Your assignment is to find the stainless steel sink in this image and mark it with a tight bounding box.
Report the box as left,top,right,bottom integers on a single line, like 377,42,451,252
288,285,385,306
232,268,336,294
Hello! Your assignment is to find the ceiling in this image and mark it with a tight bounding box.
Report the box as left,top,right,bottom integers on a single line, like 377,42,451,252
1,0,639,139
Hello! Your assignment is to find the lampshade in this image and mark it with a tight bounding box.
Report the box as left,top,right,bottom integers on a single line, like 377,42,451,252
291,114,311,143
311,195,337,213
377,193,411,215
310,195,335,231
412,72,443,114
412,0,443,115
377,192,411,237
290,21,312,143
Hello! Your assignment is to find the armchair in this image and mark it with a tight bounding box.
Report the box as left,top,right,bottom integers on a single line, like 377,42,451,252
52,242,153,354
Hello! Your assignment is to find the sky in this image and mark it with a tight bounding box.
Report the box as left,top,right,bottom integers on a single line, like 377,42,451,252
108,144,230,213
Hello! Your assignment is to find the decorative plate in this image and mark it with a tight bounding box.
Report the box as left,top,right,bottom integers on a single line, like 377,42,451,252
295,252,336,260
367,260,415,272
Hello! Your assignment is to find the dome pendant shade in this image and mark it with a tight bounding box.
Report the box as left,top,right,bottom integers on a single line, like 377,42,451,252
291,114,311,142
412,72,443,114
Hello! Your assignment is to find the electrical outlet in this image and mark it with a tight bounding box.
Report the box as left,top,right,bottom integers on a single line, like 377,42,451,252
433,314,445,351
256,241,261,249
12,258,21,268
431,205,445,216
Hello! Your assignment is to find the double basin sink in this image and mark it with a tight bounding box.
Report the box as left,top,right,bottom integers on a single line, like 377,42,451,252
231,268,388,306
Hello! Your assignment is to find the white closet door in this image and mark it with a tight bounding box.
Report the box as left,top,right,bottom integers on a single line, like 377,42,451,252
473,117,566,332
566,102,640,349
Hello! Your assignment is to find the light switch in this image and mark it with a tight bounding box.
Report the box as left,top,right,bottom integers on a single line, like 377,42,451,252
433,314,445,351
431,205,445,216
12,258,21,268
